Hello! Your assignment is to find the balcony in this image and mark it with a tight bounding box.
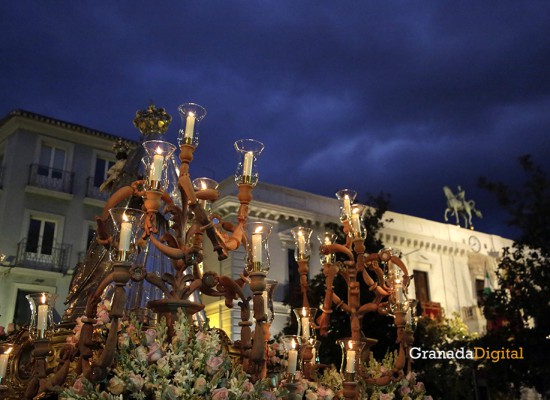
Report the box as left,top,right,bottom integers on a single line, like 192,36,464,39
85,176,110,201
16,239,72,274
27,164,73,194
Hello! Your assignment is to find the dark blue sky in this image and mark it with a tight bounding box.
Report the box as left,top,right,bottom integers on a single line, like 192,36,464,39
2,1,549,239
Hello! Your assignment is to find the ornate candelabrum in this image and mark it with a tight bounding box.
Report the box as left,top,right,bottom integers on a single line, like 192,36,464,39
313,190,415,399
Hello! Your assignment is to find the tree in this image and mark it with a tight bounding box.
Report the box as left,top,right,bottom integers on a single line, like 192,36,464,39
477,155,550,397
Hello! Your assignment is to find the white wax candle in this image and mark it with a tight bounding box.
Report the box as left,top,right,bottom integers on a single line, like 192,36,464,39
150,153,163,181
0,353,9,378
301,316,310,339
287,349,298,374
351,213,361,233
37,304,48,338
343,195,351,216
243,151,254,177
345,349,356,373
298,234,306,258
119,219,132,252
184,112,196,140
252,233,262,263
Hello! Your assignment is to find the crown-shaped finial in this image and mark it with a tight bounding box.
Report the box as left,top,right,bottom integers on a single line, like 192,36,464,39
133,102,172,136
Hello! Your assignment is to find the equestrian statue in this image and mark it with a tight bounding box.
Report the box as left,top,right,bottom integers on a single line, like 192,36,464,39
443,185,483,229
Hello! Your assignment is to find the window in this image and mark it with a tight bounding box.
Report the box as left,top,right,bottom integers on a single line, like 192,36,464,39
38,144,66,178
93,156,115,188
475,279,485,306
413,270,430,303
25,216,57,256
287,249,301,305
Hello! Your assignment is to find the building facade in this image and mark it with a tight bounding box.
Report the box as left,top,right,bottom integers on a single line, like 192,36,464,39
0,110,133,329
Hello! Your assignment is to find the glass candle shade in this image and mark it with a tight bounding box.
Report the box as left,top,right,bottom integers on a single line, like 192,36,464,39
302,337,321,365
290,226,313,261
0,347,13,385
263,279,278,324
405,299,418,331
234,139,264,187
244,222,272,273
317,231,337,264
349,204,367,240
337,339,366,381
335,189,357,222
193,177,219,216
293,307,317,339
108,208,145,263
281,335,302,379
177,103,207,147
26,292,57,340
143,140,177,192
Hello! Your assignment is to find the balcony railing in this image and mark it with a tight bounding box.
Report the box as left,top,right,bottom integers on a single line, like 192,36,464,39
28,164,73,194
16,239,72,274
85,176,110,201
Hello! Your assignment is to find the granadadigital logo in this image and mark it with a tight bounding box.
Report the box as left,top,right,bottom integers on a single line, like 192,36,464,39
409,347,524,363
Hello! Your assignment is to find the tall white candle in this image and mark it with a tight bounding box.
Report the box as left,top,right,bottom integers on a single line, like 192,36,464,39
287,339,298,374
0,349,11,379
37,303,48,338
243,151,254,177
301,316,310,339
343,195,351,216
184,112,196,140
345,349,356,373
351,213,361,233
119,216,132,252
298,234,306,258
150,150,163,181
252,233,262,263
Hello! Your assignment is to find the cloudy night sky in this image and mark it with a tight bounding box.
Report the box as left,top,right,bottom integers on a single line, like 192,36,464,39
2,1,549,240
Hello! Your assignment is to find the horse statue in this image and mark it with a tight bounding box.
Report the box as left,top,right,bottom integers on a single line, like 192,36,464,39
443,186,483,229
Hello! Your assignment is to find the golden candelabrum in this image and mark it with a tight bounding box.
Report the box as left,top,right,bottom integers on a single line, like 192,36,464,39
0,104,417,400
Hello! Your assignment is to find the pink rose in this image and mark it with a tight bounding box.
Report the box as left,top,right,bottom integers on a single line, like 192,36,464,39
97,309,110,325
206,355,224,374
72,377,84,395
400,386,411,396
128,372,144,391
194,377,207,394
379,394,393,400
196,331,207,342
144,328,157,345
244,380,254,393
212,387,229,400
147,342,163,362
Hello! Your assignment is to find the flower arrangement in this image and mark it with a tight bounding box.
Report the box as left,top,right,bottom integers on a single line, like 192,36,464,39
61,309,279,400
60,308,430,400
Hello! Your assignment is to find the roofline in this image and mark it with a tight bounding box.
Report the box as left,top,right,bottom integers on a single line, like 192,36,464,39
0,109,139,144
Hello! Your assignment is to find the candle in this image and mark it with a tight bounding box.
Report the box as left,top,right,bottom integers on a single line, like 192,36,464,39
149,147,163,182
298,233,306,258
351,213,361,234
301,308,310,339
345,348,356,373
119,213,132,252
243,151,254,178
184,112,196,140
37,294,48,338
0,348,12,380
252,227,263,263
287,339,298,374
343,195,351,217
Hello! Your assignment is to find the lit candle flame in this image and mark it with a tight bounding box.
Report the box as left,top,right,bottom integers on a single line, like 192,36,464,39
122,212,129,222
201,181,207,190
41,293,46,304
155,146,163,155
254,226,263,234
291,338,296,349
188,111,195,118
348,340,353,350
301,307,307,317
